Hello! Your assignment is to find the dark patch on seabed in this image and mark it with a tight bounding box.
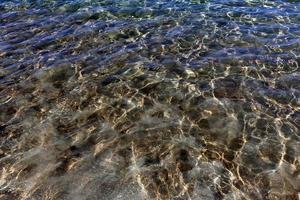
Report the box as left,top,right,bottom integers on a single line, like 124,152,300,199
0,0,300,199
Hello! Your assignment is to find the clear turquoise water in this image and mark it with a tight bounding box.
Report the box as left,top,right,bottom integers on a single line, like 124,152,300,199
0,1,300,199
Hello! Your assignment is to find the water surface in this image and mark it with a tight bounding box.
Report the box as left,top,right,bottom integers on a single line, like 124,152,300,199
0,0,300,199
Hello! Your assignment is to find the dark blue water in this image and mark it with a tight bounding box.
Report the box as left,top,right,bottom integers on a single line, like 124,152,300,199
0,1,300,199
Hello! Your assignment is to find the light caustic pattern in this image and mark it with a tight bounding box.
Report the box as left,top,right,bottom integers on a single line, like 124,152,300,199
0,0,300,199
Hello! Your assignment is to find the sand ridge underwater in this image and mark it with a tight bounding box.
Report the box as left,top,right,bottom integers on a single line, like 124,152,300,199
0,0,300,199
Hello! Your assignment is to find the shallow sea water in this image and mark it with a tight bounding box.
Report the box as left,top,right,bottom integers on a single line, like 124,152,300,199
0,0,300,199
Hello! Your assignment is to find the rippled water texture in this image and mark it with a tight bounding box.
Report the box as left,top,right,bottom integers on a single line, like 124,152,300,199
0,0,300,199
